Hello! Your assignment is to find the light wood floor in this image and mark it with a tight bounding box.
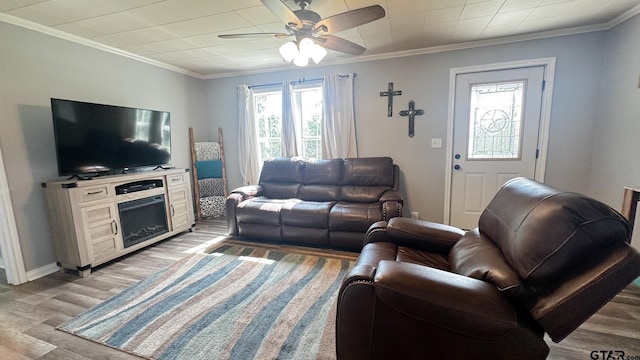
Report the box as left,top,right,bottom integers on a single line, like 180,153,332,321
0,218,638,359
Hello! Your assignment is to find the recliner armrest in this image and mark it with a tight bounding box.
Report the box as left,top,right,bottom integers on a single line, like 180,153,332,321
380,189,403,204
343,264,377,284
374,260,518,340
381,217,465,253
226,185,263,236
230,184,263,199
380,190,404,221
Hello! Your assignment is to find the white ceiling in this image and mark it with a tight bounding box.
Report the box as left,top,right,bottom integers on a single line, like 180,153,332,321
1,0,639,78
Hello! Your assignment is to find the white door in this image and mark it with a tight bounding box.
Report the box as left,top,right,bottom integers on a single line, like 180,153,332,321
450,66,545,229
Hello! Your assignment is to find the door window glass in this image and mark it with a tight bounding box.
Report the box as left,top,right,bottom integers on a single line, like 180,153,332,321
467,81,525,160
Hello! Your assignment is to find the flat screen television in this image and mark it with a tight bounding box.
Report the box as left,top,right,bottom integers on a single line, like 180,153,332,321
51,98,171,177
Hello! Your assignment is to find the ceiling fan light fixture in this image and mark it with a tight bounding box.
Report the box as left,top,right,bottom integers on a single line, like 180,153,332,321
280,37,325,67
220,1,386,67
298,37,315,58
293,53,309,67
279,41,298,62
311,44,327,64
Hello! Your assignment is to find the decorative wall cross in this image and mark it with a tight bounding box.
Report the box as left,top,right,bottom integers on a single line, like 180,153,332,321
399,100,424,138
379,82,402,117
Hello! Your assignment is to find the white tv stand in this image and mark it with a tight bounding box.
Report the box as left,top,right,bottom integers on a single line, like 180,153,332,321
43,168,195,277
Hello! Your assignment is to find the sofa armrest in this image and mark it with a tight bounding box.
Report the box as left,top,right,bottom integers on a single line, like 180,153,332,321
366,217,464,253
380,190,403,221
380,189,403,203
226,185,263,236
374,260,518,340
230,184,263,198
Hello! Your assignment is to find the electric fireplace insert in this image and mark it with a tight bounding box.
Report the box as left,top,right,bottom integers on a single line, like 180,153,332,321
118,195,169,248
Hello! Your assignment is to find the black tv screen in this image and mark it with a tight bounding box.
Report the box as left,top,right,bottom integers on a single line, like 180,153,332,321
51,98,171,176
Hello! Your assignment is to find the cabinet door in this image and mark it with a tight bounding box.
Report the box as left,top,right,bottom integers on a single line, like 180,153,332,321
80,201,121,264
168,187,190,230
166,172,194,231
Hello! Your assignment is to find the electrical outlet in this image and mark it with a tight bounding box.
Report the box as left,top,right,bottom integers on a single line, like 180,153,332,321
411,211,419,219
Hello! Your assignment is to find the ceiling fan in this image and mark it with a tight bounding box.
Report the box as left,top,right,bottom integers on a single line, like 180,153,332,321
218,0,386,66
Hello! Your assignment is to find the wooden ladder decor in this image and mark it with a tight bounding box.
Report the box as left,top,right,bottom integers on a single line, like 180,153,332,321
189,127,227,221
188,128,201,220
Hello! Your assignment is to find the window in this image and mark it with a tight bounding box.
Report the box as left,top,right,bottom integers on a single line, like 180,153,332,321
467,81,525,160
253,84,323,165
254,90,283,161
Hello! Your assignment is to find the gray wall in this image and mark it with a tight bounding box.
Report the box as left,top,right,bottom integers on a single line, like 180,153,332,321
206,31,606,224
0,22,208,273
590,14,640,248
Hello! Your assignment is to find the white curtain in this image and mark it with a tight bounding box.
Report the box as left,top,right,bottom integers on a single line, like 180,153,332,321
322,73,358,158
237,85,260,185
0,145,26,284
281,80,299,157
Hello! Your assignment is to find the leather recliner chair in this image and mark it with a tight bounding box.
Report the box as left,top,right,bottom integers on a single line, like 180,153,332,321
336,177,640,359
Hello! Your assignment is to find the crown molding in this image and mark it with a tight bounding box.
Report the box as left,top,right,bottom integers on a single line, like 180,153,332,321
203,23,608,79
336,24,607,65
606,4,640,29
2,7,638,81
0,13,206,79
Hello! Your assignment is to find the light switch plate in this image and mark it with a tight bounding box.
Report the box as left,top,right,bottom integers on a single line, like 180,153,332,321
431,138,442,148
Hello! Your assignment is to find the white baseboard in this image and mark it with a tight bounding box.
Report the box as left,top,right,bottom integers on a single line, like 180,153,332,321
26,262,60,281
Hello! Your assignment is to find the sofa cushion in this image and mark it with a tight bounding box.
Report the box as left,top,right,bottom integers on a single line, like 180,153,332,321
330,202,382,232
299,158,343,201
342,157,394,187
449,228,528,299
260,157,305,183
302,158,343,184
478,177,632,284
261,182,302,200
298,185,341,202
236,197,300,226
281,201,334,228
260,158,304,199
396,247,450,271
341,186,391,203
339,157,394,203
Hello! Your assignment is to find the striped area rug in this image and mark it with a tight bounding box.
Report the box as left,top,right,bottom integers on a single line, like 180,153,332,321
58,245,354,360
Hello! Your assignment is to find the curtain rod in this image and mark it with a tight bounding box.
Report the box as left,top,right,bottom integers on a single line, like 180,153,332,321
248,73,355,89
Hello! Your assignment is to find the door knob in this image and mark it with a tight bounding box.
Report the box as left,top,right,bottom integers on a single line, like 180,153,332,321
454,164,461,170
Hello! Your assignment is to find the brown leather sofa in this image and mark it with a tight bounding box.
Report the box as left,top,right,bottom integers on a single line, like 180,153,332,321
226,157,403,251
336,177,640,359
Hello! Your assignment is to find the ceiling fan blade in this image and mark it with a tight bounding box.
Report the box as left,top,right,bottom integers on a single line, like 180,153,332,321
218,33,292,39
316,35,366,55
314,5,385,34
261,0,303,28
